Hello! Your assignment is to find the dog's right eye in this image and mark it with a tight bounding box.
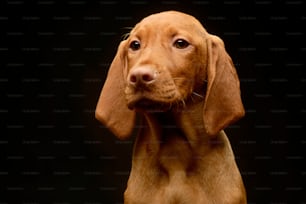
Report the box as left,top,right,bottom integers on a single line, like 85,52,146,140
129,40,141,51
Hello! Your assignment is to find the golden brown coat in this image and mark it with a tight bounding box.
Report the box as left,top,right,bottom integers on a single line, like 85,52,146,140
96,11,246,204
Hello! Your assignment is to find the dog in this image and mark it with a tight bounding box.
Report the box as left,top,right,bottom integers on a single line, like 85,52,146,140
96,11,246,204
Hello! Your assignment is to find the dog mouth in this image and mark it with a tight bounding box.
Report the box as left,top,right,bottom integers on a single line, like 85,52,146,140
126,87,188,112
126,89,206,112
127,97,174,112
125,82,191,112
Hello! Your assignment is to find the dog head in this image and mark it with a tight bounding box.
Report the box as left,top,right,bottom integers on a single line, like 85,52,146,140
96,11,244,139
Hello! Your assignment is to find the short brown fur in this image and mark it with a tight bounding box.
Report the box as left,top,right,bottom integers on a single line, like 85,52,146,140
96,11,246,204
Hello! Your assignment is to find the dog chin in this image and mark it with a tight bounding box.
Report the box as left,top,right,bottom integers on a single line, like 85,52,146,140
127,98,172,112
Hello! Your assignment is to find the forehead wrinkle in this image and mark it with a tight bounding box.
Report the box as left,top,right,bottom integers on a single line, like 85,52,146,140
131,13,206,39
129,26,156,47
127,11,209,51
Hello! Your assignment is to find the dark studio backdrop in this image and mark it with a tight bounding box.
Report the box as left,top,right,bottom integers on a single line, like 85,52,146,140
1,1,305,203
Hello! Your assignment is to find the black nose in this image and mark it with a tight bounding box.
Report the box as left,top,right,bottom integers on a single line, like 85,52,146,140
129,67,156,85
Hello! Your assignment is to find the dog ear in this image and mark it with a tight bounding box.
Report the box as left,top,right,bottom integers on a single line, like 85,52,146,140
95,40,136,139
203,35,245,136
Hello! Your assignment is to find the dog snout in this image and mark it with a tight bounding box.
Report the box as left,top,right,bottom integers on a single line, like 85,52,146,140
128,67,156,86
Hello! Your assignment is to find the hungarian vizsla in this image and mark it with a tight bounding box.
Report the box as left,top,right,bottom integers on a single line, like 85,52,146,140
96,11,246,204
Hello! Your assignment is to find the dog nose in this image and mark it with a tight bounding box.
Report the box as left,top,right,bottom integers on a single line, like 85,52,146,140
129,67,156,85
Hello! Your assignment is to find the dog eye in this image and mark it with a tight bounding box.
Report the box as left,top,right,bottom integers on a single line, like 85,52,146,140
130,40,141,51
173,39,190,49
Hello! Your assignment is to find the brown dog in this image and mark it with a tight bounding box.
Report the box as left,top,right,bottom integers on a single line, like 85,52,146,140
96,11,246,204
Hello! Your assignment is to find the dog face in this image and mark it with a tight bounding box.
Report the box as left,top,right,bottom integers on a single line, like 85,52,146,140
123,11,208,111
96,11,244,139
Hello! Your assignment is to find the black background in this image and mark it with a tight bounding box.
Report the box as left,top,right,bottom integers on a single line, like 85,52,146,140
1,1,305,203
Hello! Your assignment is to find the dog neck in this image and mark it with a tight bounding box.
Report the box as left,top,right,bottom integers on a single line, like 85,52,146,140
136,98,210,151
132,99,217,177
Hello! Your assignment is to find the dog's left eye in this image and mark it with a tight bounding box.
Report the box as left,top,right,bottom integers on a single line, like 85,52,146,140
173,39,190,49
130,40,141,51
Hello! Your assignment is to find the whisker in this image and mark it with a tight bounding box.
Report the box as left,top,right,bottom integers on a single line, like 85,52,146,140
180,99,186,108
122,32,130,40
192,92,204,99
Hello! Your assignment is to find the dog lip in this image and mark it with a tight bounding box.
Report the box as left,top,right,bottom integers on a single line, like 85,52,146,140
127,96,171,112
126,86,183,111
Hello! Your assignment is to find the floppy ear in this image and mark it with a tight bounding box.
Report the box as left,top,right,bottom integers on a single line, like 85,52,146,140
95,40,136,139
203,34,245,136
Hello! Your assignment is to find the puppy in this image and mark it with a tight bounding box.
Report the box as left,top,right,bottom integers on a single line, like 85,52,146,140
96,11,246,204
